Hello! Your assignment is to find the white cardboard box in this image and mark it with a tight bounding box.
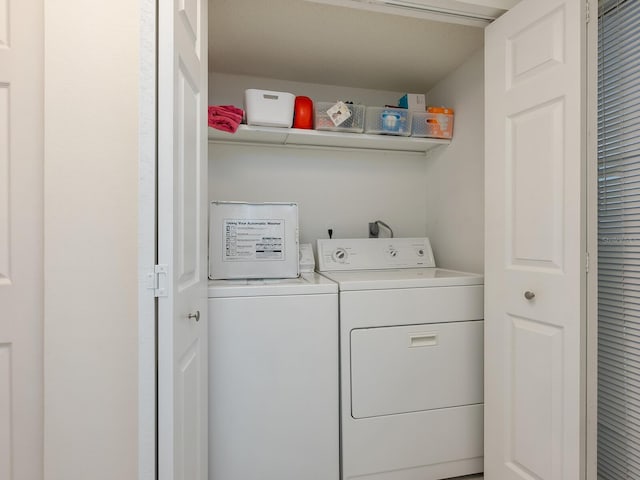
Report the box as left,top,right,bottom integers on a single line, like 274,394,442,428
209,201,299,279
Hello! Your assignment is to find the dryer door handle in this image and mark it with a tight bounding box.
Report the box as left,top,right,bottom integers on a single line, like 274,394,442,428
408,332,438,348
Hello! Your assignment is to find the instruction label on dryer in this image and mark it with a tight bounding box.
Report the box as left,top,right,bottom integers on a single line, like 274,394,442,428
223,218,285,261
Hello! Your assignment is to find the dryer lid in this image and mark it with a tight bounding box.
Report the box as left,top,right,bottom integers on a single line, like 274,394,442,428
319,267,483,291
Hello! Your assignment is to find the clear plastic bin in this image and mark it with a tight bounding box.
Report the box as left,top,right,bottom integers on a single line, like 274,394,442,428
315,102,366,133
411,107,454,139
364,107,412,136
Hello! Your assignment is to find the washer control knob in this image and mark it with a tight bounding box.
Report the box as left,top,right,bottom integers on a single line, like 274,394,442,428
417,248,425,257
388,247,398,258
332,248,348,263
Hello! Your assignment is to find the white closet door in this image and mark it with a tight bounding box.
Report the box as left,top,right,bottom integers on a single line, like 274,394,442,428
157,0,208,478
0,0,43,479
484,0,588,479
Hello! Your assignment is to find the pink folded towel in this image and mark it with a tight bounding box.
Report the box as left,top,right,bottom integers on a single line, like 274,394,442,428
209,105,243,122
209,115,239,134
208,105,244,133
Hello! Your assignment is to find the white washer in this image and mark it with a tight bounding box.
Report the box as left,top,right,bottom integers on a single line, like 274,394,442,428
208,273,339,480
317,238,484,480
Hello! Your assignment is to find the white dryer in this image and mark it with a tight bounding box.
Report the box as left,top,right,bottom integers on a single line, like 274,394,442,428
208,272,339,480
317,238,484,480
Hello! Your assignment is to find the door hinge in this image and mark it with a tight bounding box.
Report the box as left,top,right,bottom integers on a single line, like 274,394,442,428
586,0,590,23
147,264,168,297
585,252,590,274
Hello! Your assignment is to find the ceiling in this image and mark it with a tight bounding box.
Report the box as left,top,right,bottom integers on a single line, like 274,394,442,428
209,0,489,93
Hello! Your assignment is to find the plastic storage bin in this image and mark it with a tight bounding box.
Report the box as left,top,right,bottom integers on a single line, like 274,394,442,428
244,89,295,128
315,102,366,133
411,107,454,139
364,107,412,136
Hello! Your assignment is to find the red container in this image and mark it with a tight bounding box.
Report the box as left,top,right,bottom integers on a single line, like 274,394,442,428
293,96,313,129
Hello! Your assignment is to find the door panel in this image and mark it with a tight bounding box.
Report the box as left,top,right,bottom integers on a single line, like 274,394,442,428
178,339,203,480
0,0,7,47
0,343,10,478
0,0,43,479
509,98,564,269
177,62,200,289
485,0,586,479
508,315,563,479
506,7,565,86
0,84,8,280
157,0,208,478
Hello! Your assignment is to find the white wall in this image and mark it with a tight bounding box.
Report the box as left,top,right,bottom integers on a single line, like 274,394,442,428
425,49,485,273
210,69,485,267
210,73,430,244
210,73,408,109
43,1,139,479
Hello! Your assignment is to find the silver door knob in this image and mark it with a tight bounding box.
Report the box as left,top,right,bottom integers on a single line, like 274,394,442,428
524,291,535,300
188,310,200,322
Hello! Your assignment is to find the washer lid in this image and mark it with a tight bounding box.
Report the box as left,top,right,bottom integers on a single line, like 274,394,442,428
208,272,337,298
319,267,483,291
